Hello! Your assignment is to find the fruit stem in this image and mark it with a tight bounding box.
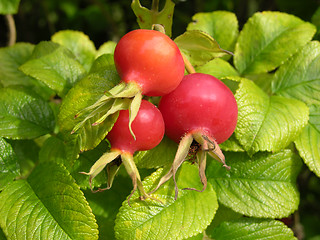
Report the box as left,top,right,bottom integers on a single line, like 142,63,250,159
182,53,196,74
121,152,162,206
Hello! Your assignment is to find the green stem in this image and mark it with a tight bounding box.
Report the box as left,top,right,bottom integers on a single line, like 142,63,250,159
5,14,16,46
151,0,159,11
121,152,148,206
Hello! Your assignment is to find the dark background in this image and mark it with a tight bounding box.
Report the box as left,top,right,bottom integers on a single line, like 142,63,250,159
1,0,319,47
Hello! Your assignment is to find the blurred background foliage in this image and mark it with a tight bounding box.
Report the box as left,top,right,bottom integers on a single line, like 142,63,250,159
1,0,320,239
1,0,320,47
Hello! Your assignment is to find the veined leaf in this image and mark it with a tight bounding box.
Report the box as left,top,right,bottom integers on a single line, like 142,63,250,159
131,0,175,37
0,0,20,14
52,30,96,71
234,11,316,74
0,87,55,139
272,41,320,105
20,41,86,97
0,137,20,190
207,150,302,218
115,163,218,240
295,104,320,177
175,30,230,66
187,11,238,56
235,78,309,155
58,54,120,152
207,218,297,240
0,162,98,239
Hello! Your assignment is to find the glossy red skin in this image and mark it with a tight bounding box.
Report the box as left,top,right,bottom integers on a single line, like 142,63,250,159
107,100,165,154
159,73,238,144
114,29,185,96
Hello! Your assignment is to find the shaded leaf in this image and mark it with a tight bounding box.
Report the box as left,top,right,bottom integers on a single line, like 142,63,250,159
235,78,309,155
0,87,55,139
115,163,218,240
295,104,320,177
134,135,177,169
84,172,132,240
207,150,302,218
234,11,316,74
0,137,19,190
0,162,99,239
7,139,40,178
208,218,296,240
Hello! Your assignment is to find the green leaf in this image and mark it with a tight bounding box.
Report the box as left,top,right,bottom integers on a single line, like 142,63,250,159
187,11,238,55
175,30,230,66
72,140,111,189
234,11,316,74
0,227,5,240
96,41,117,58
19,41,86,97
0,137,20,190
311,7,320,40
295,104,320,177
134,135,177,168
0,43,34,86
39,135,70,166
195,58,239,79
0,162,98,239
7,139,40,178
58,54,120,152
0,43,53,99
219,134,245,152
131,0,175,37
52,30,96,71
207,218,297,240
114,163,218,240
235,78,309,155
207,150,302,218
85,173,132,240
207,205,242,231
272,41,320,105
0,0,20,14
0,87,55,139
